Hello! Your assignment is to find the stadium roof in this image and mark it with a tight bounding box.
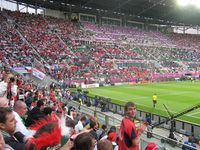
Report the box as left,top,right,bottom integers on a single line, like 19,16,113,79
15,0,200,26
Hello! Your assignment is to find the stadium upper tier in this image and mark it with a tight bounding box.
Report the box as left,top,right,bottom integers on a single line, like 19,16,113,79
82,21,175,48
1,10,200,83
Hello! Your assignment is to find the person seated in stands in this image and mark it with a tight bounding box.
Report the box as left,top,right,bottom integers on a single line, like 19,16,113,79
85,98,91,107
25,99,45,127
0,107,26,150
43,106,54,117
75,116,87,133
87,119,99,145
71,132,96,150
25,91,33,110
93,96,99,107
182,136,197,150
100,100,107,112
89,119,98,131
61,118,76,145
97,139,113,150
145,113,152,125
145,142,158,150
107,126,119,150
108,126,117,136
0,131,14,150
96,124,107,140
66,107,80,123
13,101,31,138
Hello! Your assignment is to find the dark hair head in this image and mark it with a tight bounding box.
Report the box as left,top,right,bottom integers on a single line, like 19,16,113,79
67,106,76,116
108,126,116,135
80,116,87,122
89,130,98,141
37,99,44,108
188,136,194,143
124,102,136,114
9,77,15,83
0,107,12,123
89,120,97,129
43,107,53,116
97,139,113,150
28,92,33,97
102,124,107,130
72,132,94,150
66,119,76,128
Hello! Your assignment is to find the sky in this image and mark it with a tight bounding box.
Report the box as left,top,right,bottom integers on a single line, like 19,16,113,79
0,0,43,14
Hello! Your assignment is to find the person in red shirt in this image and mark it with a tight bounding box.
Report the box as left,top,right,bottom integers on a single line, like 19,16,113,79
50,89,56,102
119,102,147,150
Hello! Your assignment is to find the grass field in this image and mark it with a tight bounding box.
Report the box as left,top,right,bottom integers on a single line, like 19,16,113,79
86,81,200,124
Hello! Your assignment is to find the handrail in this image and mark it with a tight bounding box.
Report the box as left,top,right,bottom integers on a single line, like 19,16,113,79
67,100,199,150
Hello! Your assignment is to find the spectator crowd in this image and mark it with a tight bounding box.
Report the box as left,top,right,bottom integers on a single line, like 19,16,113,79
0,8,200,150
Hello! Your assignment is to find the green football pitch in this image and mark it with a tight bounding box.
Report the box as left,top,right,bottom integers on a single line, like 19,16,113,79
86,81,200,124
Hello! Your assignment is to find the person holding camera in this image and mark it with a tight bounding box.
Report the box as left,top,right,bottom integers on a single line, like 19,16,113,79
0,74,18,108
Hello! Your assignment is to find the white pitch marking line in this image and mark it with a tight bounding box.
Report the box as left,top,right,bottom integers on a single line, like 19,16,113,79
89,91,200,119
187,111,200,116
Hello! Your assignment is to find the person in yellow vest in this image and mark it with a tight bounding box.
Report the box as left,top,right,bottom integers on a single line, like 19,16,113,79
78,98,83,110
152,93,157,108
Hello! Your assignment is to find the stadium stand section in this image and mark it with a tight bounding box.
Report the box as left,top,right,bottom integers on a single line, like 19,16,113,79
1,0,200,148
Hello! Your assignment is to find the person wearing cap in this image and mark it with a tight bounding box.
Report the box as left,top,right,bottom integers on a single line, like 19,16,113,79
145,142,158,150
108,126,117,135
107,132,119,150
107,126,119,150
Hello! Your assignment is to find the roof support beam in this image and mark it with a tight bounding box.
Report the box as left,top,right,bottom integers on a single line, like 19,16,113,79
136,0,166,16
111,0,132,12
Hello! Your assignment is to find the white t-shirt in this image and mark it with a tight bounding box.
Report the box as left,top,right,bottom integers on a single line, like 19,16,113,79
0,81,17,98
13,111,32,138
75,120,84,133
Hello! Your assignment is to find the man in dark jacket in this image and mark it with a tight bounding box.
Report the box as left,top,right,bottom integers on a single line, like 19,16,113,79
0,107,25,150
25,99,45,127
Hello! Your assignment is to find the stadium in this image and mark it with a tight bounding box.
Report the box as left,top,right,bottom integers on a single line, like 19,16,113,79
0,0,200,149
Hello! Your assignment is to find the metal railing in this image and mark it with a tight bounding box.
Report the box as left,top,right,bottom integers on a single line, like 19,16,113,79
67,100,199,150
82,95,200,137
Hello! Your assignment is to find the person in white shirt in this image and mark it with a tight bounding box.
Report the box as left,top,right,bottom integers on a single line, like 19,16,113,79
75,116,87,133
13,100,32,138
0,74,17,107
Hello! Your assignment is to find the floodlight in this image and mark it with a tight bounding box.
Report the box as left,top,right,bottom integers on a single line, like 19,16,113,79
177,0,190,6
177,0,200,7
190,0,196,5
191,0,200,7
